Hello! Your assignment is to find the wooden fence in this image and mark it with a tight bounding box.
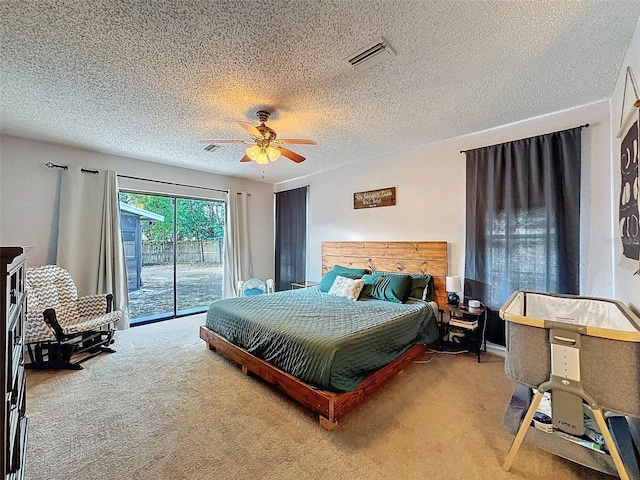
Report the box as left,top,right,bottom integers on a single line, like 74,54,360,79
143,240,223,265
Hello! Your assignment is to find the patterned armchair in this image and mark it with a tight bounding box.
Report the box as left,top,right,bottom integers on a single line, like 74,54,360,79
25,265,122,370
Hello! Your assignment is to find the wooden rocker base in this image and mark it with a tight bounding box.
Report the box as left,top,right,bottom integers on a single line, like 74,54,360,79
26,329,115,370
200,325,428,430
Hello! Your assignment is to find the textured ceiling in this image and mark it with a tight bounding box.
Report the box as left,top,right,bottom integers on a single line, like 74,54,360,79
1,1,639,184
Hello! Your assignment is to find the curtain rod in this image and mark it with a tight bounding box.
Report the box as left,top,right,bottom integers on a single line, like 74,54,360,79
459,123,589,154
44,163,228,193
45,162,99,175
117,174,228,194
45,162,68,170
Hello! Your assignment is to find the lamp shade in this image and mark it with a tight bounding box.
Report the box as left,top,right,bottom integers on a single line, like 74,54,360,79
246,145,261,161
266,145,281,162
247,144,281,164
445,276,461,292
256,149,269,165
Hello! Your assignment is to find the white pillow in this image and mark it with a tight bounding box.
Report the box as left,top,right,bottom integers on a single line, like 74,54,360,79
327,275,365,301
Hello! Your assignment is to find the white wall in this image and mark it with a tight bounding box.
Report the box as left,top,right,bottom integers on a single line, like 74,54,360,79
278,100,614,302
610,17,640,309
1,86,627,309
0,134,275,281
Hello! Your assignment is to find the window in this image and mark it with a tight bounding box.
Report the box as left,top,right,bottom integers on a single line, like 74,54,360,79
484,208,559,308
119,192,226,324
464,127,582,345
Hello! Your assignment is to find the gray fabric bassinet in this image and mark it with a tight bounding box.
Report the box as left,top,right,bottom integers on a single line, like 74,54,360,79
500,291,640,479
502,292,640,417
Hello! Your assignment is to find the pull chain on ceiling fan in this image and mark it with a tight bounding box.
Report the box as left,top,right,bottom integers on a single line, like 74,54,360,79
200,110,316,165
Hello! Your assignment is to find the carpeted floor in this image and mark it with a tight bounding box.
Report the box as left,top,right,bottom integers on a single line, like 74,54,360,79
24,314,615,480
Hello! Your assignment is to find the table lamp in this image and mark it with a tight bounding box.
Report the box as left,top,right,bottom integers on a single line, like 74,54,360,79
446,276,462,306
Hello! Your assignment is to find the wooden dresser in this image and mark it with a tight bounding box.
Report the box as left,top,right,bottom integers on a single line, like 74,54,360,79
0,247,29,479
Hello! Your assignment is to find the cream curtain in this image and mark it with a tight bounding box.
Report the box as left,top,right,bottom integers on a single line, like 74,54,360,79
223,191,252,298
56,167,130,328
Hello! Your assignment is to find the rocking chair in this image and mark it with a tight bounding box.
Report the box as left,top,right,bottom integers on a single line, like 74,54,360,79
25,265,122,370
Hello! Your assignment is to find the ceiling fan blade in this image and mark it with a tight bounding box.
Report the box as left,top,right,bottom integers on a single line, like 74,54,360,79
277,139,317,145
238,121,263,138
199,139,246,144
240,154,251,162
279,147,306,163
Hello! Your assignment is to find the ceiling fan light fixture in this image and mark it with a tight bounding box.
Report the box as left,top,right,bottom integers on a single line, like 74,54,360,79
256,150,269,165
247,144,280,164
246,145,261,161
203,110,314,165
267,146,281,162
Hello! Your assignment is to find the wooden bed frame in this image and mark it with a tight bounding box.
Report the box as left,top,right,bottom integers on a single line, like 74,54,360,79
199,241,448,430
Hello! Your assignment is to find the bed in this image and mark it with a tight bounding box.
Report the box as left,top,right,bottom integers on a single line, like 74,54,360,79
199,241,447,429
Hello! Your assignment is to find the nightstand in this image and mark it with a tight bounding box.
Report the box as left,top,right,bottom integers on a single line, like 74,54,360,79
440,304,487,362
291,281,319,289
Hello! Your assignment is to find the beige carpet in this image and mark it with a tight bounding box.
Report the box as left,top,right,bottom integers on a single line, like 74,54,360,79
24,314,614,480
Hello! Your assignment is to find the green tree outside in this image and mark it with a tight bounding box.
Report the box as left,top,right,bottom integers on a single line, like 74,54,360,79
119,192,225,242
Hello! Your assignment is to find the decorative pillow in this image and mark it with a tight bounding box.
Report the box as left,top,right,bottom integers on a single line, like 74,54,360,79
409,273,434,301
422,274,435,301
360,272,412,303
359,273,379,298
327,275,365,301
319,265,368,292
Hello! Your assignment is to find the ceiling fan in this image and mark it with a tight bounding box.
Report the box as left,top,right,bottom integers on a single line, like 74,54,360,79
200,110,316,164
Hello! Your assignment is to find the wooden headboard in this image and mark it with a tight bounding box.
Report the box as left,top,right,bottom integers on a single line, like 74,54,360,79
321,241,448,307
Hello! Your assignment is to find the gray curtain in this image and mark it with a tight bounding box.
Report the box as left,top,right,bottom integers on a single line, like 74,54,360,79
223,191,252,298
464,127,582,345
275,187,307,292
57,167,130,328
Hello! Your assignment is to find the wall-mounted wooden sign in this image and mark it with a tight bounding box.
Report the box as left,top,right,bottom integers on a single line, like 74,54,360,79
353,187,396,209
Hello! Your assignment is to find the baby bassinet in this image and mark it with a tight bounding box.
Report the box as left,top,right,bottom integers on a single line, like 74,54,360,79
500,291,640,480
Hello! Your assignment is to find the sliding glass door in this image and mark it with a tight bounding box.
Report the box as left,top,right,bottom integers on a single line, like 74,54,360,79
175,197,225,314
119,192,225,324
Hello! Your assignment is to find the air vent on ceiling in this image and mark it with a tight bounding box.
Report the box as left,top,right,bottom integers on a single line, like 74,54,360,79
346,37,396,72
203,144,220,152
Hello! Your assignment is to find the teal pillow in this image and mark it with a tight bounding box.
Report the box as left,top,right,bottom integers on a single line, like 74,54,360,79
409,274,434,301
319,265,367,292
361,272,412,303
359,273,379,298
333,265,368,276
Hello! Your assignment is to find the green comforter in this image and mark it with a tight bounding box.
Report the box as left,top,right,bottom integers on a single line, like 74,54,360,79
206,286,438,392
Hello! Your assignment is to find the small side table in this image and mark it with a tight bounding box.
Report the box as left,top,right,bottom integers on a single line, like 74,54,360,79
291,281,319,289
441,304,487,363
